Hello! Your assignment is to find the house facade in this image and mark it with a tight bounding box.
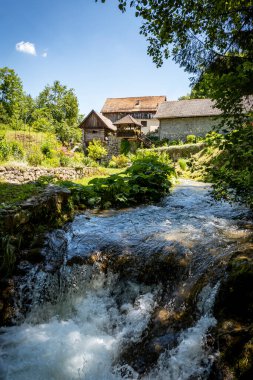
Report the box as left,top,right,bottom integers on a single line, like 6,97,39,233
101,96,166,134
155,99,222,141
79,110,116,149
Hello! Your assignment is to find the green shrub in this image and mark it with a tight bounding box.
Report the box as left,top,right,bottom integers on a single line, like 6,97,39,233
0,139,11,161
41,142,54,158
109,154,130,168
27,147,44,166
204,131,224,146
59,153,71,167
88,155,175,208
11,141,25,160
186,134,196,144
132,149,172,165
178,158,188,171
120,139,131,154
87,139,107,161
82,156,98,167
42,157,60,167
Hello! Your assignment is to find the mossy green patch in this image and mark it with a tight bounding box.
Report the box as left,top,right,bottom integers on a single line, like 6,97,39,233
0,181,44,208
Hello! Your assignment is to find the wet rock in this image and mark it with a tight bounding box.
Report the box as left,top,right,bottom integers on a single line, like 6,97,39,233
211,248,253,379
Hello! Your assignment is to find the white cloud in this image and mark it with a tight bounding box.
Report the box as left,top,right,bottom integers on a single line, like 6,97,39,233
16,41,36,56
42,51,48,58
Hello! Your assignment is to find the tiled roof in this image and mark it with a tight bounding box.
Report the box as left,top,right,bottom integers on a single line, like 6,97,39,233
114,114,142,127
155,99,222,119
101,96,167,113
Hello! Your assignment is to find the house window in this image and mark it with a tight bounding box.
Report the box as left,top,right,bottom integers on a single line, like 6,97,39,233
92,130,98,134
141,120,147,127
135,100,140,106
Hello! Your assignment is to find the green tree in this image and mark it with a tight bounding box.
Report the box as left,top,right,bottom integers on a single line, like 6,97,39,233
36,80,80,145
0,67,24,123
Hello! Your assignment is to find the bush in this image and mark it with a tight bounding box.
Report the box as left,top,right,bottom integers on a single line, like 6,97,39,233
27,147,44,166
109,154,130,168
59,153,71,167
41,142,54,158
87,139,107,161
82,156,98,167
204,131,224,146
42,157,60,167
88,155,175,209
11,141,25,160
178,158,188,171
132,149,172,165
186,134,196,143
0,139,11,161
120,139,131,154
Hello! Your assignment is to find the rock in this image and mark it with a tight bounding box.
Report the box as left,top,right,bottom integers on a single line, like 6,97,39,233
211,248,253,379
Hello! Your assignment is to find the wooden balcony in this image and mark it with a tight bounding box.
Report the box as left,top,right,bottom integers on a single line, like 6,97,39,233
116,130,139,138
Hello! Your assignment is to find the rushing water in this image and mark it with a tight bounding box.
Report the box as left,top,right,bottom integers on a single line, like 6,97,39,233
0,180,252,380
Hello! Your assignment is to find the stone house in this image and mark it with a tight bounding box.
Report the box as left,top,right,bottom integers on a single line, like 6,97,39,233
155,99,222,141
101,96,166,134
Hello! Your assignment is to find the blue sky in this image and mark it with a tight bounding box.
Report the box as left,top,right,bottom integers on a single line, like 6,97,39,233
0,0,191,115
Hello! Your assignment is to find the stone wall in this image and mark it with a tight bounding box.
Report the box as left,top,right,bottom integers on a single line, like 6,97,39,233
159,116,220,141
105,135,120,160
0,166,103,184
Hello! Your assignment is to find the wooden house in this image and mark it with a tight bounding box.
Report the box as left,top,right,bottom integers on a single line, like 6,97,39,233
101,96,166,134
79,110,116,148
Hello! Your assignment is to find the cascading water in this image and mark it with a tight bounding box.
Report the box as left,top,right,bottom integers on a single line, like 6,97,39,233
0,180,252,380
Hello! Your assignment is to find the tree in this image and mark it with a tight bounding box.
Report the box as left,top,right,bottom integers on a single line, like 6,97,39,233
0,67,24,123
36,80,80,145
179,72,215,100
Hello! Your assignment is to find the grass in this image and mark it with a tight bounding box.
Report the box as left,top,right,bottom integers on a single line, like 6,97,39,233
0,181,44,208
0,168,125,209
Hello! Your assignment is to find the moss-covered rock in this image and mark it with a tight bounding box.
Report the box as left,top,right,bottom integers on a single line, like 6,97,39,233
212,248,253,379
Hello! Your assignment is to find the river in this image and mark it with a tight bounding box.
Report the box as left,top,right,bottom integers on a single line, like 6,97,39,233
0,180,252,380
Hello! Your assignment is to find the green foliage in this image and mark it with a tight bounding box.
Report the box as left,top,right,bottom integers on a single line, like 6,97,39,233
41,141,54,158
178,158,188,171
0,67,24,123
27,146,44,166
82,156,98,167
132,148,172,166
59,152,71,167
87,139,107,161
108,154,129,168
210,124,253,209
120,139,131,154
87,155,175,208
204,131,224,147
186,135,196,144
0,139,11,161
10,141,25,160
0,181,43,208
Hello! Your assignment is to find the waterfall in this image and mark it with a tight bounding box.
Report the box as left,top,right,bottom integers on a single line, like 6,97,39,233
0,180,251,380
